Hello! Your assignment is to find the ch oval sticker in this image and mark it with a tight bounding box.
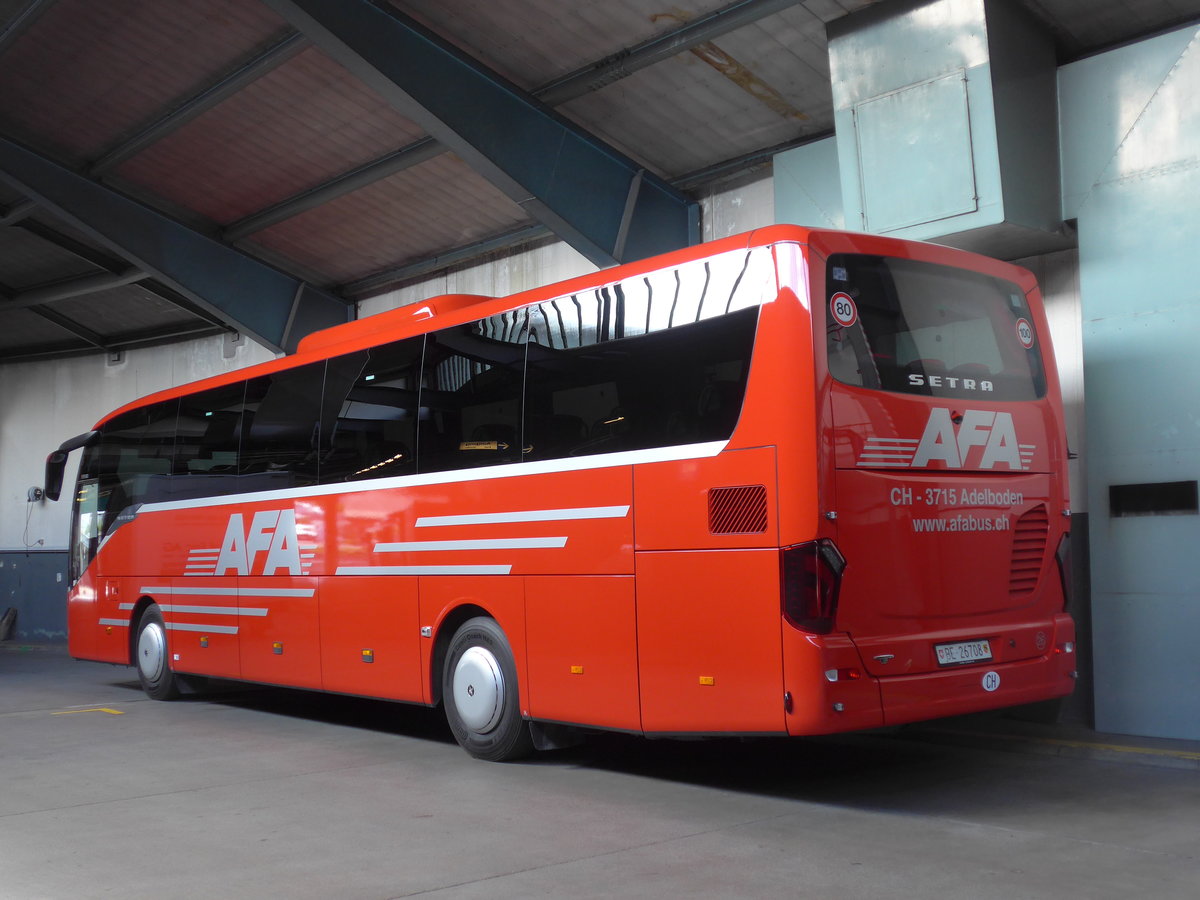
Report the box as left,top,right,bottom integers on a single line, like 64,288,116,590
982,671,1001,692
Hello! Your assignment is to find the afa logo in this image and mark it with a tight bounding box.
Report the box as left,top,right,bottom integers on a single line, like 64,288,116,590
216,509,302,575
857,408,1037,470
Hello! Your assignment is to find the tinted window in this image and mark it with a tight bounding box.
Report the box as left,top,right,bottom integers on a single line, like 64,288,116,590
524,249,765,459
320,337,423,483
825,254,1046,401
78,399,178,537
419,314,526,472
240,363,326,489
173,381,246,499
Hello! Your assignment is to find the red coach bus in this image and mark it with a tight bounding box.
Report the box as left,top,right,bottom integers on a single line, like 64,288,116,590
45,225,1076,760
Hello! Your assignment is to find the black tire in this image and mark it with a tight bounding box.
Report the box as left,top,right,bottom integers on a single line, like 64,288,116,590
134,604,180,701
442,617,533,761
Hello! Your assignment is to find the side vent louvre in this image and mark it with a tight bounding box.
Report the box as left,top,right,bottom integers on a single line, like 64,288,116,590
1009,504,1049,597
708,485,768,535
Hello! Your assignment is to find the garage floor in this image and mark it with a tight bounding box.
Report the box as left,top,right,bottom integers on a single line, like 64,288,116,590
4,643,1200,899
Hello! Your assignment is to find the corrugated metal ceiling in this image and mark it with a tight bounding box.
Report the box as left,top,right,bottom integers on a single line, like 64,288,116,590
1,0,1197,360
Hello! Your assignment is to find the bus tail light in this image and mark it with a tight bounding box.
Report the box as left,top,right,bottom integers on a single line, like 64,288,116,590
781,539,846,635
1054,533,1073,612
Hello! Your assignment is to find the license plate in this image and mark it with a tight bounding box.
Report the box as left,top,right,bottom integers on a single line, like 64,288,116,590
935,639,992,666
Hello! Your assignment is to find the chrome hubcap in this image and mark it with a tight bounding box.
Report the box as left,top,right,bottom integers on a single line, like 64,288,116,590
137,620,167,683
453,646,504,734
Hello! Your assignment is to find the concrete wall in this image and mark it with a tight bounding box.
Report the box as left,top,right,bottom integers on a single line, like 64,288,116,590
1060,25,1200,740
0,332,276,640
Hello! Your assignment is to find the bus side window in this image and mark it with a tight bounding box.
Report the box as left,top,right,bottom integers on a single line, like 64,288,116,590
525,273,758,459
173,381,247,500
320,338,422,484
615,309,756,450
240,363,326,489
418,315,526,473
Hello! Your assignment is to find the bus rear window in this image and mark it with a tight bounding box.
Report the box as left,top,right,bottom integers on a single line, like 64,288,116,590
824,254,1046,401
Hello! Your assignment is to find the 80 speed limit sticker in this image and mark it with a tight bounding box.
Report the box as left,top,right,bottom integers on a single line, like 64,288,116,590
830,292,858,328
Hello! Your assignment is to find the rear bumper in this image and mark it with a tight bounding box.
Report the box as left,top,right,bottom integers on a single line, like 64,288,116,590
876,613,1077,726
783,615,1076,735
877,649,1077,727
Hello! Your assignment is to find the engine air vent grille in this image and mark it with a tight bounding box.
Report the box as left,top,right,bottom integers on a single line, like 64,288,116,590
1009,504,1050,597
708,485,768,535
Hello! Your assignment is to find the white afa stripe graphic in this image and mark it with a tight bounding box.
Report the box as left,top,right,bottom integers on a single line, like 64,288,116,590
373,537,568,552
415,505,630,528
167,622,238,635
335,565,513,576
855,410,1036,471
158,605,268,617
336,504,630,576
138,586,315,598
101,584,312,635
857,438,918,468
182,543,317,577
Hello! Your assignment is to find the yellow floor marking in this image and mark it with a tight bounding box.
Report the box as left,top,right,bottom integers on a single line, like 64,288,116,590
1039,736,1200,761
52,707,125,716
936,727,1200,761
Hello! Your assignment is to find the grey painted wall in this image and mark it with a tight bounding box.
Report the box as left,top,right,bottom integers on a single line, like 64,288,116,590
0,550,68,641
1061,26,1200,740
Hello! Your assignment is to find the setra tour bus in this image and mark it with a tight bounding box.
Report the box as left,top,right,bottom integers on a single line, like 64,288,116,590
44,225,1076,760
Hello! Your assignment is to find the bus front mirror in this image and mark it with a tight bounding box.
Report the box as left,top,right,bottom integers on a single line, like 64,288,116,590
44,431,98,502
43,451,68,502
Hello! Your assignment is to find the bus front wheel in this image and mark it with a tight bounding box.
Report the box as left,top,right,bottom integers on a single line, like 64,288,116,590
135,604,180,701
442,617,533,761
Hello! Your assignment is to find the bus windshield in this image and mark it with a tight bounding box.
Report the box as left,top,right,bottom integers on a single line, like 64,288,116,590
825,253,1047,401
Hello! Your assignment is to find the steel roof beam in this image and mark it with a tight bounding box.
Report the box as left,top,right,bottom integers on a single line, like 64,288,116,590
224,136,441,241
232,0,791,244
3,324,225,362
1,198,37,225
11,217,227,327
337,130,828,298
0,0,55,55
26,304,107,347
2,267,146,310
0,136,350,352
88,32,309,177
262,0,698,267
535,0,805,105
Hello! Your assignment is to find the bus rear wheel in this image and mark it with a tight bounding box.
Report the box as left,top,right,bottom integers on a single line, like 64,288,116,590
135,604,180,701
443,617,533,761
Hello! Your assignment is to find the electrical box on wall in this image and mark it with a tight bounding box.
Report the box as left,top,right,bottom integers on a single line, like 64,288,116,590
828,0,1072,258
